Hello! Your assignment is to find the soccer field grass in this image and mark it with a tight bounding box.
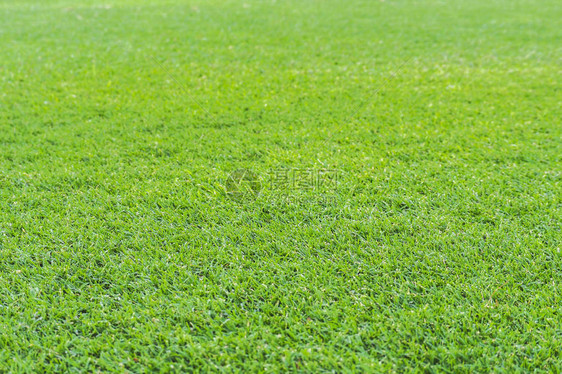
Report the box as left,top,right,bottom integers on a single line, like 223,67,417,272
1,0,561,371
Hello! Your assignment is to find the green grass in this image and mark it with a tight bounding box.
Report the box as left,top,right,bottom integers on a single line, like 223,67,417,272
1,0,561,372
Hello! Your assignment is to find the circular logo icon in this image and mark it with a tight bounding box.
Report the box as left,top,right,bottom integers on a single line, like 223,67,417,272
225,169,261,202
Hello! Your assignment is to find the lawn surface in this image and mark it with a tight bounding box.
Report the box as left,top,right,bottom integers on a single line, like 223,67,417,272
1,0,561,372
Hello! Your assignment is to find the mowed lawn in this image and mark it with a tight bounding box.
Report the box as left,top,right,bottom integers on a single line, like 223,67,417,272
1,0,561,371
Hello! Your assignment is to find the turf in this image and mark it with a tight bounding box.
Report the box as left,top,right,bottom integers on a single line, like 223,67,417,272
1,0,561,372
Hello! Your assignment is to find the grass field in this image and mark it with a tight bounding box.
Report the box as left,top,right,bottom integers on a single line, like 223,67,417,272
1,0,561,372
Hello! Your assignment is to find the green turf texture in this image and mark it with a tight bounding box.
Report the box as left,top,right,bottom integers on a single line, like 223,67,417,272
1,0,561,372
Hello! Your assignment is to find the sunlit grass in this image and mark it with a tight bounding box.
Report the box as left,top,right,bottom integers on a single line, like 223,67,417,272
0,0,561,371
